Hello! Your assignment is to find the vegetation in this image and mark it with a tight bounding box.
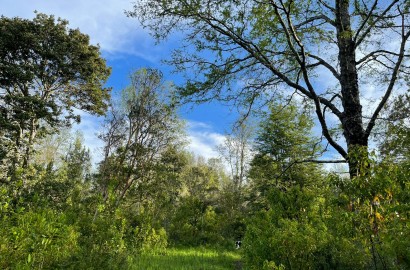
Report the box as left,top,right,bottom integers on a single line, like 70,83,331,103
244,103,410,269
130,248,241,270
130,0,410,177
0,13,110,175
1,4,410,270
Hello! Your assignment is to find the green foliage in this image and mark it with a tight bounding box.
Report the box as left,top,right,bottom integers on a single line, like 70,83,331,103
1,100,408,270
73,210,129,269
0,205,78,269
0,151,131,269
97,68,184,205
242,105,409,269
254,102,316,161
329,157,410,269
133,226,168,254
248,102,322,209
166,155,241,247
0,13,111,115
244,148,410,269
379,93,410,163
216,184,247,244
0,13,110,173
170,197,221,246
244,180,336,269
64,132,91,182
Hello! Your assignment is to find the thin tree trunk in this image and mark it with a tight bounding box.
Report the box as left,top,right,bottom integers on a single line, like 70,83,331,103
23,118,38,168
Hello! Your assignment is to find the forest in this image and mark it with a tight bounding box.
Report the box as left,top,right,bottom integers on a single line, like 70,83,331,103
0,1,409,269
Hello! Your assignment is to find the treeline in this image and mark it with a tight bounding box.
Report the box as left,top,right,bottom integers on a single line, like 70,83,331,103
1,13,410,270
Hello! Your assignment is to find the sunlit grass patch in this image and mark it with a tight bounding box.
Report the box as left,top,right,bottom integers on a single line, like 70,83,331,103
129,247,241,270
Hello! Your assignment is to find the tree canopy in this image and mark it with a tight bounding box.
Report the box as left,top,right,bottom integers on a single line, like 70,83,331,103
97,68,184,205
0,7,409,270
130,0,410,177
0,13,111,170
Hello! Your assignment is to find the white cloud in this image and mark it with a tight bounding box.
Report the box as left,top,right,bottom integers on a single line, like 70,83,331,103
0,0,165,60
187,120,213,130
71,111,105,165
72,117,226,166
186,121,226,160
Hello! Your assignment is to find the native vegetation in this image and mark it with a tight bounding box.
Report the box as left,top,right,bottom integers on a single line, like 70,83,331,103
1,3,410,269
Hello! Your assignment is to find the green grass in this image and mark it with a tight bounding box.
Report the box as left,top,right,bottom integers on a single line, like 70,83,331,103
129,247,242,270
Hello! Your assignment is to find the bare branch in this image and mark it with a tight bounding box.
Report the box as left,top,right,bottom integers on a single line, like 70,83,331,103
197,6,344,120
277,158,347,179
299,159,347,164
357,49,410,65
294,15,336,28
365,13,410,138
269,0,347,158
318,0,335,12
307,53,341,80
355,0,400,48
353,0,379,43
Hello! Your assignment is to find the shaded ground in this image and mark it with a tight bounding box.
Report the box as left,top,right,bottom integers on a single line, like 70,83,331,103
234,260,243,270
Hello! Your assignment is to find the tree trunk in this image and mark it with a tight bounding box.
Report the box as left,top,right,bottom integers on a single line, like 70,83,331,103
22,118,38,168
336,0,368,178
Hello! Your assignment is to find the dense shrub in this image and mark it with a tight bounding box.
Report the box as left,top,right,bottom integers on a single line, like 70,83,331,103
243,160,410,270
243,186,338,269
71,210,129,269
0,206,78,269
169,197,224,247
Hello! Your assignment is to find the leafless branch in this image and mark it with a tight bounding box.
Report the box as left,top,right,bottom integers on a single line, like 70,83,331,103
357,50,410,65
365,12,410,138
307,53,341,80
354,0,379,43
355,0,400,48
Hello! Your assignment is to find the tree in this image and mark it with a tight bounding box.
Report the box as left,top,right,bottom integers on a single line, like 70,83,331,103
168,154,227,246
97,68,184,206
129,0,410,177
32,127,72,169
217,122,253,194
0,13,111,171
248,102,323,208
379,93,410,162
216,122,252,239
244,102,339,269
64,132,92,182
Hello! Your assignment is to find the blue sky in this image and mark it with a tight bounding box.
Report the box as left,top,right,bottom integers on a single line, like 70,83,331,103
3,0,401,174
1,0,239,162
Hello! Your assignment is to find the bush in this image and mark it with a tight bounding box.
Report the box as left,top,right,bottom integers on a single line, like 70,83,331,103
244,160,410,270
0,207,78,269
66,203,130,269
169,197,224,247
243,186,336,269
134,226,168,254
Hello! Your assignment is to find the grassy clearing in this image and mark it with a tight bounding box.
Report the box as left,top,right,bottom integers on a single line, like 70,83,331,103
129,247,242,270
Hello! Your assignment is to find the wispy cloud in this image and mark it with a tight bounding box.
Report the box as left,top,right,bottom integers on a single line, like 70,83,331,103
1,0,166,61
186,121,225,160
72,117,226,166
71,110,105,165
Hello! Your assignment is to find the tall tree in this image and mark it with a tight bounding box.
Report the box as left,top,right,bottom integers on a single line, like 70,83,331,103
0,13,111,171
129,0,410,177
97,68,183,206
217,122,253,193
249,102,322,204
244,102,331,269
